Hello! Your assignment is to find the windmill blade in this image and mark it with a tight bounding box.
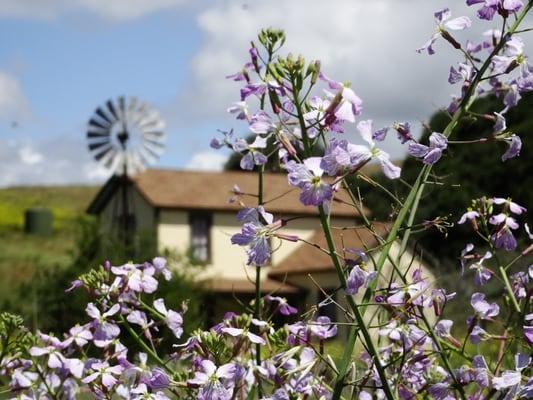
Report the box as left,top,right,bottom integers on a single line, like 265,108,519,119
118,96,127,121
102,148,118,169
87,131,110,139
88,118,110,131
87,138,111,149
89,140,114,152
92,145,114,161
127,96,138,115
143,131,165,141
138,112,162,129
143,137,165,148
106,99,119,121
94,107,114,127
140,142,161,160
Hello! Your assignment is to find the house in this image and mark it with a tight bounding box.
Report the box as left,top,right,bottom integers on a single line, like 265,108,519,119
87,168,433,324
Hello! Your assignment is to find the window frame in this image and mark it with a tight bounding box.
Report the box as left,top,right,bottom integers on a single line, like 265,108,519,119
188,212,212,264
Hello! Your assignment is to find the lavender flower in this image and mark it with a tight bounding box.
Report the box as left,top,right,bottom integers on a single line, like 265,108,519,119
230,206,290,266
470,292,499,320
501,134,522,161
326,120,401,179
153,298,183,339
393,122,413,143
469,251,493,286
417,8,472,55
233,136,268,170
493,197,526,214
62,324,93,348
188,360,236,400
345,265,376,295
489,213,519,251
85,303,121,348
309,316,337,340
221,326,265,344
111,263,158,294
285,158,333,206
319,72,363,123
408,132,448,165
449,62,474,85
467,0,524,21
82,361,124,390
470,325,490,344
265,295,298,316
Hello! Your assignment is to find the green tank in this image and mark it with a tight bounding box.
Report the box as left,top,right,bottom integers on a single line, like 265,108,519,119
24,208,53,235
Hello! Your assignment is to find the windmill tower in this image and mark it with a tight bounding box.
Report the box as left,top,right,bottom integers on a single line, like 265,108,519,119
86,96,166,246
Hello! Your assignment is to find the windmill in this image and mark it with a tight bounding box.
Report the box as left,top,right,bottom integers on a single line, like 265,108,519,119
86,96,166,246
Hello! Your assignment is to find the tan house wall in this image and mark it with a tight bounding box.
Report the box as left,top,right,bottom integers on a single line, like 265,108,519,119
156,210,356,282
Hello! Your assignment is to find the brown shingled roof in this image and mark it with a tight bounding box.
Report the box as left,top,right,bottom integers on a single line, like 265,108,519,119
200,278,300,294
269,224,390,278
120,168,367,217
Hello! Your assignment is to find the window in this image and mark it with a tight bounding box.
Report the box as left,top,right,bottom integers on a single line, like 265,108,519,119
189,213,211,263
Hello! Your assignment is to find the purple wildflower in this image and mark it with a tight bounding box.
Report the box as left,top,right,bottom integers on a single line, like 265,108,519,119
460,243,475,274
82,361,124,390
152,257,171,281
470,325,490,344
493,197,527,214
469,251,493,286
62,324,93,348
352,120,401,179
111,263,158,294
393,122,413,143
345,265,376,295
221,326,265,344
265,295,298,316
470,292,500,319
233,136,268,171
417,8,472,55
285,158,333,206
309,316,337,340
467,0,524,20
490,213,519,251
408,132,448,165
501,135,522,161
86,303,121,348
188,360,236,400
153,298,183,339
448,62,474,84
319,72,363,123
231,206,285,266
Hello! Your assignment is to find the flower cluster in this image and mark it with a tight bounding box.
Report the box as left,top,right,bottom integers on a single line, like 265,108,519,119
3,3,533,400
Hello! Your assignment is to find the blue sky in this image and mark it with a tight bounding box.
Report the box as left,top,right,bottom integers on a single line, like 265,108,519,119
0,0,523,187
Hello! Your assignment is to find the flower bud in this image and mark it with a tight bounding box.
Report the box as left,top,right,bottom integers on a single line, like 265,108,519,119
440,29,461,50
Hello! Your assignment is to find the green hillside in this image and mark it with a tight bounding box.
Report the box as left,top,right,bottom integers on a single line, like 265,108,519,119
0,185,98,305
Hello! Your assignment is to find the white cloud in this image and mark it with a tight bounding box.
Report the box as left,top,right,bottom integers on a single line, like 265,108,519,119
0,0,190,21
0,71,30,122
186,150,227,171
0,136,112,188
18,145,43,165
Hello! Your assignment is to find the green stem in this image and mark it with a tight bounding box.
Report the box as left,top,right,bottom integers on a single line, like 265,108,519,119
120,316,173,375
331,323,358,399
499,266,521,313
318,206,395,400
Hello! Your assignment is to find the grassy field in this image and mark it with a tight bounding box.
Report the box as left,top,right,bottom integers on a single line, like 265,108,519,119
0,185,98,306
